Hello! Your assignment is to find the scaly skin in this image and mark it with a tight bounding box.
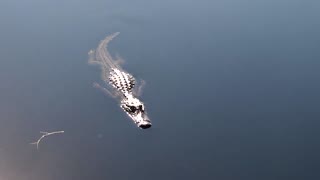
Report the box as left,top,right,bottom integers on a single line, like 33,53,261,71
109,68,151,129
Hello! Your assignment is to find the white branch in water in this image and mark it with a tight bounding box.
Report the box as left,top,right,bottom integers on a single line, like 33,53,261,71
30,131,64,150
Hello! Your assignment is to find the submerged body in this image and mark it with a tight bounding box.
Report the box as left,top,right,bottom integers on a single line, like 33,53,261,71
89,33,151,129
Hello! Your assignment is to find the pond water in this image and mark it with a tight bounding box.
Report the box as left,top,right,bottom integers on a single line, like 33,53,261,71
0,0,319,179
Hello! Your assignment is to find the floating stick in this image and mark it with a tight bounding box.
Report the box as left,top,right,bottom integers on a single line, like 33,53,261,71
30,131,64,150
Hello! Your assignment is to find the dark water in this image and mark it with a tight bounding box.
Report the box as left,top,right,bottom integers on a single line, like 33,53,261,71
0,0,320,179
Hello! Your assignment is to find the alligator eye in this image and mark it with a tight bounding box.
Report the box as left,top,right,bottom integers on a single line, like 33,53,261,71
130,106,136,112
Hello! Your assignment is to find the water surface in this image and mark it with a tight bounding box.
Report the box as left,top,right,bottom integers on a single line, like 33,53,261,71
0,0,319,179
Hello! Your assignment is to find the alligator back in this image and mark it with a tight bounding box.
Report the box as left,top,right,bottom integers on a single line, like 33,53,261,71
108,68,135,95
